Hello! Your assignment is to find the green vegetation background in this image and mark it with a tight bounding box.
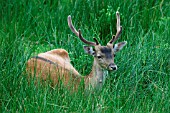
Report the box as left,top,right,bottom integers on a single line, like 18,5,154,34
0,0,169,112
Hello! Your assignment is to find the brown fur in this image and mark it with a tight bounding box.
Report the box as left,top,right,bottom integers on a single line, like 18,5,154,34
26,49,82,90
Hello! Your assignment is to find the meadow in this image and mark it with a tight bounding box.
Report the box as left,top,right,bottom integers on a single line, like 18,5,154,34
0,0,169,112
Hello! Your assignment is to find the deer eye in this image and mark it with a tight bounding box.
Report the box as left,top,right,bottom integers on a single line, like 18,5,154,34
97,56,102,59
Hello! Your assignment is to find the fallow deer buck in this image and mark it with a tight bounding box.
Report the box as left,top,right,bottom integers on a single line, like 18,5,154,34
26,11,127,91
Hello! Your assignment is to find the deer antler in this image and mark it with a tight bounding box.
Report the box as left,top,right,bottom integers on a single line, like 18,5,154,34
109,11,122,44
68,15,99,46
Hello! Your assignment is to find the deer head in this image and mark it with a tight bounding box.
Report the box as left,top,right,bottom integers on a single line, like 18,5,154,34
68,11,127,71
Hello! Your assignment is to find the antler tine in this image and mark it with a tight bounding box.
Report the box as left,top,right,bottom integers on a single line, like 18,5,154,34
68,15,97,46
78,29,98,46
93,37,99,45
68,15,79,37
109,11,122,44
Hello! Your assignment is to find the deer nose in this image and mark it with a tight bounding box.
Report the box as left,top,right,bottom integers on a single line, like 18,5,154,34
108,64,117,71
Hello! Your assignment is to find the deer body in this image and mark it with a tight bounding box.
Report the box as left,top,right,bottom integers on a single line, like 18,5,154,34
26,11,127,91
27,49,81,88
26,48,110,90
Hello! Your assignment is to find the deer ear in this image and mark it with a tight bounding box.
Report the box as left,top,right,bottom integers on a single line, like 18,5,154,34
83,46,95,55
113,41,127,52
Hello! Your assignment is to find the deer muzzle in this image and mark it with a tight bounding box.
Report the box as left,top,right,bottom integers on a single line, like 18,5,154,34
108,63,117,71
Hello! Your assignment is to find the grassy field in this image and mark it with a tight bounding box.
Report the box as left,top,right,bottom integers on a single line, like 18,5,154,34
0,0,169,112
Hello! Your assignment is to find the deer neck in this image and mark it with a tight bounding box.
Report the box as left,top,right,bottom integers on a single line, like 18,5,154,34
85,59,108,90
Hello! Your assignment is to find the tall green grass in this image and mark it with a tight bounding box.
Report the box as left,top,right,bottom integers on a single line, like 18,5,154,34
0,0,169,112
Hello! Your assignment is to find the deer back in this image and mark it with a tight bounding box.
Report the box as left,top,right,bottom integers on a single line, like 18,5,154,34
26,49,82,89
